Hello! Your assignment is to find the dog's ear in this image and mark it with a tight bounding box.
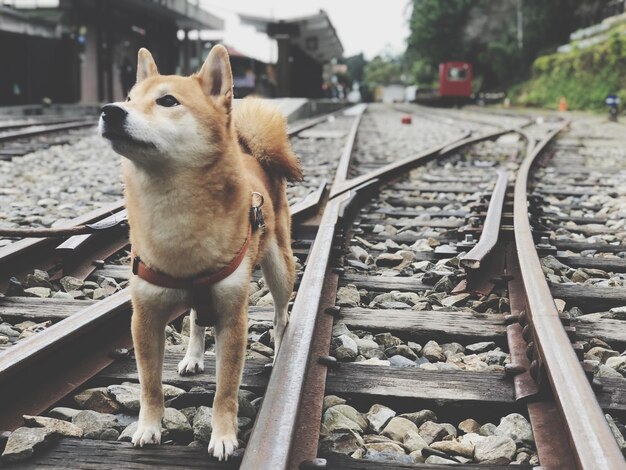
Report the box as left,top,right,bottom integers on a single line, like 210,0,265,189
197,45,233,114
137,48,158,83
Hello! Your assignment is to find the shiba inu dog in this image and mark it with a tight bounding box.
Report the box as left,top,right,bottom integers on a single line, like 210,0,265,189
99,45,302,460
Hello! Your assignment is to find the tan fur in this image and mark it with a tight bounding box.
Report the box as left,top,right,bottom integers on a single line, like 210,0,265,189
234,98,303,182
99,46,297,461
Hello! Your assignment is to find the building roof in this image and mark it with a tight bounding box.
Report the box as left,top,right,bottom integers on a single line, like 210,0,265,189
3,0,224,32
239,9,343,63
123,0,224,30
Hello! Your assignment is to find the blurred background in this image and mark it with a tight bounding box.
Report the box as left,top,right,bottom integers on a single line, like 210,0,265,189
0,0,624,110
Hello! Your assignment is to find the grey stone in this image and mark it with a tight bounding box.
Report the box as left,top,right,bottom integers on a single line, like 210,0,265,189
495,413,534,446
418,421,448,444
100,429,120,440
425,455,459,464
322,395,346,412
23,271,52,289
323,406,366,433
60,276,84,292
597,364,624,378
331,405,367,431
479,423,496,436
0,325,19,337
356,337,383,359
23,287,51,298
118,421,138,442
238,394,257,419
605,356,626,376
365,404,396,433
474,435,517,463
381,417,418,441
74,387,122,414
162,407,192,441
106,384,140,412
586,346,619,363
374,332,397,349
422,340,446,362
403,429,428,453
72,410,120,440
333,334,358,357
458,418,480,434
250,342,274,357
376,252,404,267
336,284,360,307
388,355,417,367
1,427,58,462
407,342,422,355
541,256,568,272
48,407,80,421
465,341,496,354
441,293,470,307
23,415,83,438
192,406,213,442
441,342,465,356
385,345,417,360
363,441,405,455
400,410,437,427
318,431,363,455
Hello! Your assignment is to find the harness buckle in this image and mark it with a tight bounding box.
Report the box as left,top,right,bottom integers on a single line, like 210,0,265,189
132,256,140,275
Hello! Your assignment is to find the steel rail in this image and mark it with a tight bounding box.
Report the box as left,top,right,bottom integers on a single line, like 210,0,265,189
329,104,367,192
241,192,350,470
330,128,514,200
460,168,508,270
514,123,624,469
244,122,522,469
0,198,324,432
0,121,96,143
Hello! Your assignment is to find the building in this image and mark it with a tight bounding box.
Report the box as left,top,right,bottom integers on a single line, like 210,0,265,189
239,10,343,98
0,0,223,105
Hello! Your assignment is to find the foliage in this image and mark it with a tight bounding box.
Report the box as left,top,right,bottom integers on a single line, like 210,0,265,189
406,0,613,89
344,54,367,84
363,55,406,87
511,30,626,109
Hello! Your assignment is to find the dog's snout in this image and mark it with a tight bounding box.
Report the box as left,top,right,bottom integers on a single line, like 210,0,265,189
101,104,128,124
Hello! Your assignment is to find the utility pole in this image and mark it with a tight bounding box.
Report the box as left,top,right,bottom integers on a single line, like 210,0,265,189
516,0,524,51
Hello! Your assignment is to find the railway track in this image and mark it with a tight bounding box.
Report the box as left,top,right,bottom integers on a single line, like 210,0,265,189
0,116,98,161
0,104,624,469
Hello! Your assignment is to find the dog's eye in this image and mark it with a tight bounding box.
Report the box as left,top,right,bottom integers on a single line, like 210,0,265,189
126,96,131,102
156,95,180,107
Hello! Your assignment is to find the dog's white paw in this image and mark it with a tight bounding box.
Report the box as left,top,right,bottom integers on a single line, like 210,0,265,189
178,354,204,376
208,431,238,461
131,423,162,447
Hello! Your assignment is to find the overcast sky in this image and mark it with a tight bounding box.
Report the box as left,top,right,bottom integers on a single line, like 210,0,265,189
199,0,412,62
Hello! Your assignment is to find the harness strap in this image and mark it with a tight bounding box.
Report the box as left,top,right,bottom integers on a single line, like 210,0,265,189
131,223,251,290
131,223,252,327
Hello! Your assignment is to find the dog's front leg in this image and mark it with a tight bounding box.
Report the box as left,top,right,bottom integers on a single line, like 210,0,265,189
208,297,248,461
130,282,173,447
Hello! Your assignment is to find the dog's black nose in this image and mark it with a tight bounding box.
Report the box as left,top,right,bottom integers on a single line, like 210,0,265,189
101,104,127,124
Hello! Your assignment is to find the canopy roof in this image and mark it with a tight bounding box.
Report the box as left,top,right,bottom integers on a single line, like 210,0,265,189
239,9,343,63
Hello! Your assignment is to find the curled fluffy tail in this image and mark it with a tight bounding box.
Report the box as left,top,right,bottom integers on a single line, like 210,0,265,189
234,97,303,182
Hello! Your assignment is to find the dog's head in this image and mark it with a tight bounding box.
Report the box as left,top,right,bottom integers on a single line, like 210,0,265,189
99,45,233,167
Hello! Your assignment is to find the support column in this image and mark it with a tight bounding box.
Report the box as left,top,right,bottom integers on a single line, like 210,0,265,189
276,35,291,97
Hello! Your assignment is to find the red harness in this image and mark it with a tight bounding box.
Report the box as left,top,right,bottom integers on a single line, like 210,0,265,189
131,194,264,326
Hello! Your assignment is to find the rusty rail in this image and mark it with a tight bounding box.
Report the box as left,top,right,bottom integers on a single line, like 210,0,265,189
513,123,624,469
241,192,350,470
0,120,96,143
460,168,508,270
329,128,515,199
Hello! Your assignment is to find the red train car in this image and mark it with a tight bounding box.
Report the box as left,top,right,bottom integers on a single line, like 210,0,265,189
439,62,473,101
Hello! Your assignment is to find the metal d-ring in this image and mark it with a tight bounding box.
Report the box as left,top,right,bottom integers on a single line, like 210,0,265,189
252,191,264,207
